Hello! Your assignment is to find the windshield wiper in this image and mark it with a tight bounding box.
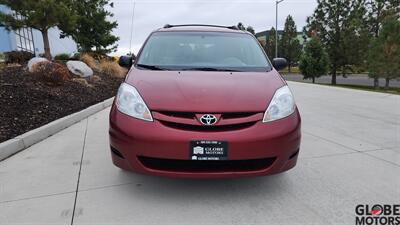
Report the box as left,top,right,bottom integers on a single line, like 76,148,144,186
137,64,167,70
182,67,240,72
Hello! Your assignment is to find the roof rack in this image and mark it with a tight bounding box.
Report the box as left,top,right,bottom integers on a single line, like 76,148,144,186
163,24,239,30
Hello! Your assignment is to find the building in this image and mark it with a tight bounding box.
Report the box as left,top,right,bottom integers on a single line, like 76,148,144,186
0,5,77,56
255,29,305,46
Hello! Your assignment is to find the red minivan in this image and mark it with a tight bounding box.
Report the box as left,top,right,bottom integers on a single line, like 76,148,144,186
109,24,301,178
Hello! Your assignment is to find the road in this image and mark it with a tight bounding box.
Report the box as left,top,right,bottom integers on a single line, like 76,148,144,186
284,74,400,88
0,81,399,225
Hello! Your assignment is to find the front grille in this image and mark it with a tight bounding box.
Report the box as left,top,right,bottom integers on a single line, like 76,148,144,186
160,121,256,131
157,111,196,119
221,112,257,119
138,156,276,172
154,111,263,131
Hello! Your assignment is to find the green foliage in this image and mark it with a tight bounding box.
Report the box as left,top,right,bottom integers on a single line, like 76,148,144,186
304,0,365,84
341,0,370,73
4,51,34,64
246,26,255,35
237,22,246,30
0,53,5,61
62,0,119,54
368,17,400,88
236,22,256,35
305,0,400,87
365,0,399,87
264,27,277,59
54,53,71,61
299,38,329,83
0,0,77,59
280,15,302,72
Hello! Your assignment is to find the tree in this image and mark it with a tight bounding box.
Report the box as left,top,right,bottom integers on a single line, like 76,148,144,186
305,0,360,85
237,22,246,31
237,22,256,35
280,15,302,72
367,14,400,89
264,27,277,59
299,37,329,83
246,26,255,35
340,0,370,76
365,0,399,88
62,0,119,54
0,0,77,59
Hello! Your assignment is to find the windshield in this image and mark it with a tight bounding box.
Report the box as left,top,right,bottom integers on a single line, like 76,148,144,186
136,31,271,72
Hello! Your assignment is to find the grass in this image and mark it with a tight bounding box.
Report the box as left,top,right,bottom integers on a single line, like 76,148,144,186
99,60,127,78
54,53,71,61
281,66,300,74
80,53,99,71
291,80,400,95
320,83,400,95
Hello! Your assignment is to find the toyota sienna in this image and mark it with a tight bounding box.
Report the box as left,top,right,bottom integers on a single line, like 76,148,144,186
109,24,301,178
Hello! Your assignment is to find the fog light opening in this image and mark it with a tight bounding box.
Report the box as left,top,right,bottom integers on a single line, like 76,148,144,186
111,146,125,159
289,149,299,160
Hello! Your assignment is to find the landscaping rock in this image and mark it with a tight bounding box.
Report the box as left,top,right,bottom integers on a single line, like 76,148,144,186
28,57,49,73
66,61,93,78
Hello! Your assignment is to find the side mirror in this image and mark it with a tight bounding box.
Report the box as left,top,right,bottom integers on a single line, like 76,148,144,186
119,56,133,68
272,58,288,71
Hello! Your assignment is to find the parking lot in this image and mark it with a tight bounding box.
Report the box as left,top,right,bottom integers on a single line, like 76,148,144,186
0,81,399,225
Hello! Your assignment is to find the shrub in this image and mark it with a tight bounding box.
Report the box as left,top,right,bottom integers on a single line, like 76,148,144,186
54,53,71,60
89,75,102,83
80,53,99,71
0,53,5,62
299,37,329,83
99,59,127,78
30,60,50,73
72,78,93,88
5,51,34,64
34,62,70,85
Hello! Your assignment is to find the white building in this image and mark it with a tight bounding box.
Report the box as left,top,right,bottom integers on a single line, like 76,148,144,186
0,5,77,56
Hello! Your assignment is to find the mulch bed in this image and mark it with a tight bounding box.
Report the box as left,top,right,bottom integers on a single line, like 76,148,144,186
0,65,124,143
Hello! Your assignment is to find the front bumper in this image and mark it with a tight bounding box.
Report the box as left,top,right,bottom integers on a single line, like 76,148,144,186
109,104,301,178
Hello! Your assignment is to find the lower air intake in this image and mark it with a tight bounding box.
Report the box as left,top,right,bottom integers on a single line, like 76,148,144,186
138,156,276,172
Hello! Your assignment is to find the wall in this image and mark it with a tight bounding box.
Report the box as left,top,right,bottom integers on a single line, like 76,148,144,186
0,4,77,56
32,28,78,56
0,5,16,53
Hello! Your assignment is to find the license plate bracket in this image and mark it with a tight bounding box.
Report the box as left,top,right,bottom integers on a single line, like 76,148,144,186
189,140,228,160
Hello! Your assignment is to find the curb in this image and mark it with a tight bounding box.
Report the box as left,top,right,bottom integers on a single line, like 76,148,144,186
0,97,114,161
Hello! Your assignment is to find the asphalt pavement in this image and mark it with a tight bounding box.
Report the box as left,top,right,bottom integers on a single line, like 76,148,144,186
284,74,400,88
0,81,399,225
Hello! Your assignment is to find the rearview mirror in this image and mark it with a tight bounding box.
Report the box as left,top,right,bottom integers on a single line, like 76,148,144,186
272,58,288,71
119,56,133,68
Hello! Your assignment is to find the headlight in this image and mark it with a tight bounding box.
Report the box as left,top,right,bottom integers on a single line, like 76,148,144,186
263,85,295,122
116,83,153,121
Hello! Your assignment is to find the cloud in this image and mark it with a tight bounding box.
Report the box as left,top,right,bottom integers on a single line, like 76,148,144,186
109,0,317,55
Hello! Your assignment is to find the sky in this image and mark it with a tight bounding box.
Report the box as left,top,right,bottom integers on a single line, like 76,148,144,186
109,0,318,56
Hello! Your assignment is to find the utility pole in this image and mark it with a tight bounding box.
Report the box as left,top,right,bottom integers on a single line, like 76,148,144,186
129,0,136,55
275,0,284,58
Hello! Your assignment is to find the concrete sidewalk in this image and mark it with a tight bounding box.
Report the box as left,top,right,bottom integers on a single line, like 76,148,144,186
1,81,399,225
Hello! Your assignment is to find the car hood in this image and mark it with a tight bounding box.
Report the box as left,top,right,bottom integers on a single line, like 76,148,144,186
125,67,286,112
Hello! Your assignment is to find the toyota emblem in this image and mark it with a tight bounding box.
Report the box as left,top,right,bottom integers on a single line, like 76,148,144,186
200,114,218,125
